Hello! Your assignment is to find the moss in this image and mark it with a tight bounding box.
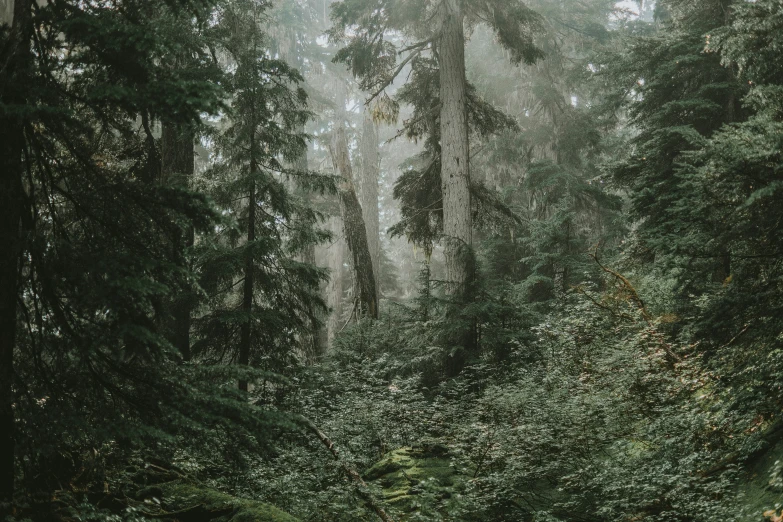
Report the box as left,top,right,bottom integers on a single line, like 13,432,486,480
364,444,464,518
155,480,300,522
736,437,783,521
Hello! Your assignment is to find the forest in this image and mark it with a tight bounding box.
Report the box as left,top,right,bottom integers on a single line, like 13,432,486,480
1,0,783,520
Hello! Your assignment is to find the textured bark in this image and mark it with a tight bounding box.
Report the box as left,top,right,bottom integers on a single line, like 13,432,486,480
439,0,475,376
0,0,30,508
360,110,381,296
330,127,379,320
439,0,472,297
161,122,195,361
326,216,345,345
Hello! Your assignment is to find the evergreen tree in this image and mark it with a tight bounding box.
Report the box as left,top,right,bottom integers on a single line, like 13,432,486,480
194,0,330,386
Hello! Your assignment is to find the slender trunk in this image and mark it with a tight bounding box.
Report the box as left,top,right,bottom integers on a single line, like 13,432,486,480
360,110,381,298
292,128,325,360
161,122,195,361
326,216,345,346
239,179,255,392
0,0,31,509
330,126,378,320
439,0,472,296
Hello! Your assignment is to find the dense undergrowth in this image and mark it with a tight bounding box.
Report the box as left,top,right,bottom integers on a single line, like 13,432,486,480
4,0,783,521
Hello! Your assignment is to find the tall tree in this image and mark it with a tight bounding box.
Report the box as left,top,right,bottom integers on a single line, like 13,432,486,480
0,0,318,505
360,109,382,295
330,0,541,373
438,0,472,296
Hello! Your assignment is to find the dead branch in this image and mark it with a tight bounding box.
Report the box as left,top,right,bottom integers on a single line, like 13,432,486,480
588,248,682,364
305,419,396,522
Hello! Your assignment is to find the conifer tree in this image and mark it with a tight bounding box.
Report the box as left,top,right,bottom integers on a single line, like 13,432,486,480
194,0,329,387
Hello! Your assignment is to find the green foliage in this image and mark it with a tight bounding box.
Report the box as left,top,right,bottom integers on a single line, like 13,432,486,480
8,0,783,521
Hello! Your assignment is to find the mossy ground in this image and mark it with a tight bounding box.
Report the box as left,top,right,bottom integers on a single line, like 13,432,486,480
364,444,464,518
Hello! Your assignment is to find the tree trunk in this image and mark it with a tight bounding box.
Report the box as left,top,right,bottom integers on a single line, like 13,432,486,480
360,110,381,298
239,179,255,392
1,0,13,26
0,0,31,509
439,0,474,376
326,216,345,346
439,0,472,297
161,122,195,361
329,126,379,320
291,128,326,361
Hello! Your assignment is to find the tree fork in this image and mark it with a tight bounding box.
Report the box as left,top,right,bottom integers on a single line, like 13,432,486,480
329,126,379,320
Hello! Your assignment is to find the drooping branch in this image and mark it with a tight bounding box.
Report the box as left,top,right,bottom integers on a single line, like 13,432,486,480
366,39,431,105
588,248,682,364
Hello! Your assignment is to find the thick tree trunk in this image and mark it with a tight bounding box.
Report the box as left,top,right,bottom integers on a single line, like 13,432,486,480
360,110,381,297
326,216,345,346
0,0,30,509
239,179,256,392
439,0,472,297
161,122,195,361
439,0,474,376
330,127,379,320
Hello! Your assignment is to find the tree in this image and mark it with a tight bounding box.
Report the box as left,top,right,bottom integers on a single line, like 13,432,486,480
0,0,30,507
194,0,329,389
329,0,541,374
0,0,327,506
330,124,379,319
360,108,382,295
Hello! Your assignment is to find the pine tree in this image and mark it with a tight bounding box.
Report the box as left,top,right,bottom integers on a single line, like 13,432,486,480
194,0,330,387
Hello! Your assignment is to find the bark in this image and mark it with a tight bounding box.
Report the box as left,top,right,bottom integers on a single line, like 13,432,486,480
161,122,195,361
438,0,476,376
439,0,472,297
360,110,381,297
326,216,345,346
329,126,379,320
0,0,31,509
1,0,12,26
